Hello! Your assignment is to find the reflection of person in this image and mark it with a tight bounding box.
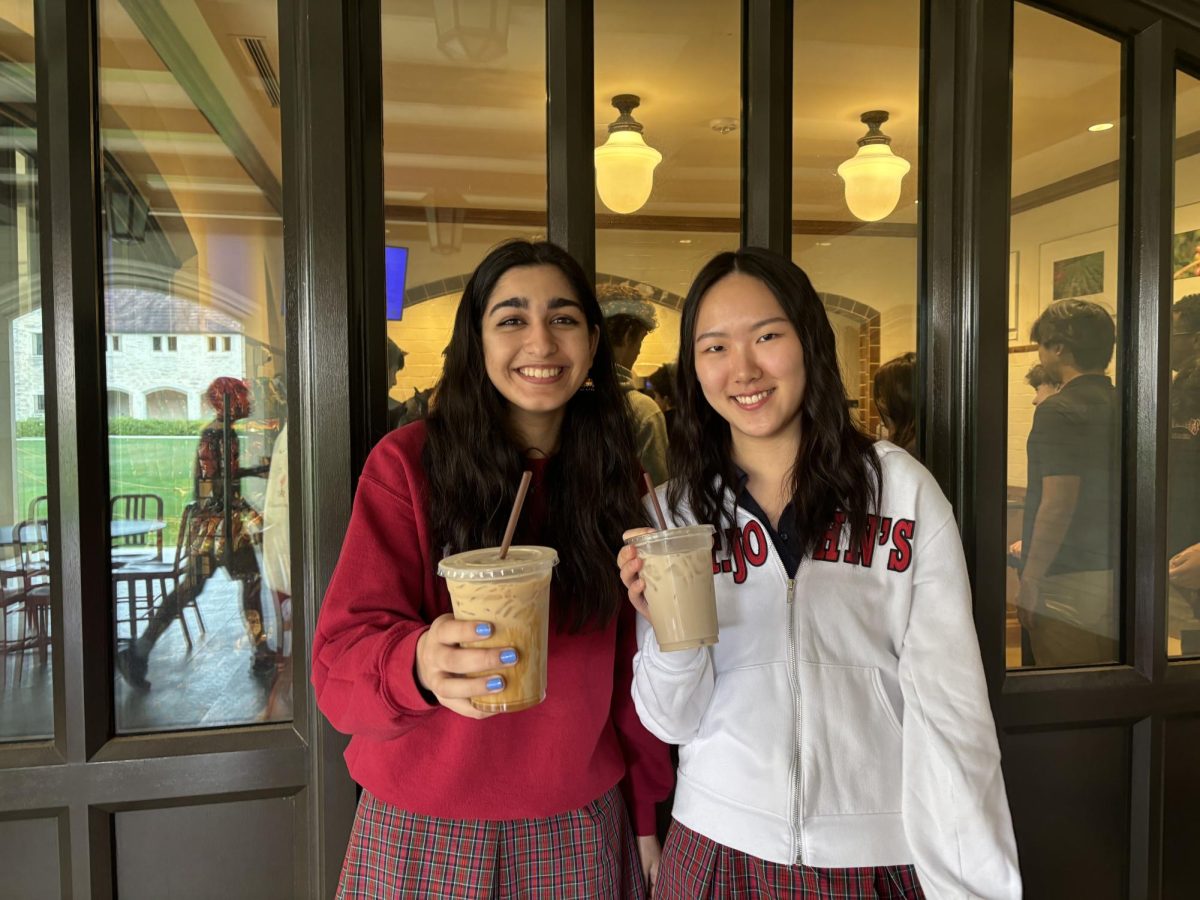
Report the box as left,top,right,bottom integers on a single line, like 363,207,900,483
1025,363,1061,407
1018,299,1118,668
600,284,669,485
618,249,1020,898
1168,362,1200,652
313,241,672,897
385,338,407,430
873,352,917,455
117,377,273,690
1171,293,1200,373
644,362,676,433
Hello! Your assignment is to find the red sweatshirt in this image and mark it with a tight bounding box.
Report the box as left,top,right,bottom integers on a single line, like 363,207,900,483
312,421,672,834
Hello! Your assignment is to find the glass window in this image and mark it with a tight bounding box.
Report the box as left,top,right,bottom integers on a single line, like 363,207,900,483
0,0,53,742
594,1,741,485
1168,70,1200,659
380,0,547,429
1005,5,1123,669
792,0,920,448
100,0,292,730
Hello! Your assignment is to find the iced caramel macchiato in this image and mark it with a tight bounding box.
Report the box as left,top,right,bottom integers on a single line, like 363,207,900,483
438,546,557,712
627,525,718,651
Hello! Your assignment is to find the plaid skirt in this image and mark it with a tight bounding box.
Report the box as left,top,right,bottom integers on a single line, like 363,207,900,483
336,784,645,899
654,821,924,900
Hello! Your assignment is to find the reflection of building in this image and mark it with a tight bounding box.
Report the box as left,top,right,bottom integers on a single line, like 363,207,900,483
12,288,247,422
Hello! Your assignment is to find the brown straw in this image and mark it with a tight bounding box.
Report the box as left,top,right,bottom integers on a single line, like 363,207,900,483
643,472,667,531
498,470,534,559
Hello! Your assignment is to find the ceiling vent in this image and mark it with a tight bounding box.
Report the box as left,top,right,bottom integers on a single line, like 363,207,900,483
236,36,280,108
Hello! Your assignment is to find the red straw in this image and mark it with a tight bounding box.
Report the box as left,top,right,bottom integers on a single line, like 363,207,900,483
498,471,533,559
643,472,667,531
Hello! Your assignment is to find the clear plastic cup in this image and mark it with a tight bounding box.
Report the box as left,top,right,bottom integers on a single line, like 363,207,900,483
438,546,557,712
626,525,718,651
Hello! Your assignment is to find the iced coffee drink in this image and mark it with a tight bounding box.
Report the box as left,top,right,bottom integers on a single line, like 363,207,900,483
627,525,718,651
438,546,557,712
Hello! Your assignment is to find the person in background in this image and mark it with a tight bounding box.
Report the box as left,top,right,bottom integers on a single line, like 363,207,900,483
312,241,672,897
599,283,669,485
117,377,272,690
644,362,677,434
872,351,918,456
385,338,407,430
1168,323,1200,653
1018,299,1118,667
1025,362,1061,407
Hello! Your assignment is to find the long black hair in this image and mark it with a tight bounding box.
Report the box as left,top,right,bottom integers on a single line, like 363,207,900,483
424,240,647,631
666,247,882,556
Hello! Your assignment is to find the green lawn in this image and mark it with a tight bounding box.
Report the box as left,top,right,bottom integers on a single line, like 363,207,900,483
16,436,266,549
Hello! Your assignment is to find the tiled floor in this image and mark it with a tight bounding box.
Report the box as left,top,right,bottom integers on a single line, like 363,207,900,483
1,569,292,742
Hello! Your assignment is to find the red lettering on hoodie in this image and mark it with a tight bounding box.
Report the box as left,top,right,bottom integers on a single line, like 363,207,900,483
887,519,915,573
812,513,844,562
842,514,882,567
742,521,768,567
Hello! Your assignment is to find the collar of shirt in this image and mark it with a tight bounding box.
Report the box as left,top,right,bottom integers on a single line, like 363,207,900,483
734,467,802,577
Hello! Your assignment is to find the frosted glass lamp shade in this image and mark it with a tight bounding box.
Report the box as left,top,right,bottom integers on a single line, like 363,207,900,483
836,142,910,222
595,130,662,215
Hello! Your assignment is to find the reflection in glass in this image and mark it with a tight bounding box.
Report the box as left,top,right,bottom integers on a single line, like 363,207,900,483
1005,5,1122,669
1168,71,1200,659
594,2,740,484
381,0,547,428
0,0,53,742
99,0,291,730
791,0,920,446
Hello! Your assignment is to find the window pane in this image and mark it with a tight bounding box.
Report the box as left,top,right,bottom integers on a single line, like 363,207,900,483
594,1,740,485
0,0,52,742
1005,5,1123,669
100,0,292,730
381,0,547,428
1168,71,1200,659
792,0,920,448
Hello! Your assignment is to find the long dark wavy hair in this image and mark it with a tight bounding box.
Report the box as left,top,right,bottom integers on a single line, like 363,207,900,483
666,247,882,555
424,240,647,631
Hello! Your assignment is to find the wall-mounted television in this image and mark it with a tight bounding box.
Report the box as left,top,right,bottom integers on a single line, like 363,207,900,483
385,245,409,321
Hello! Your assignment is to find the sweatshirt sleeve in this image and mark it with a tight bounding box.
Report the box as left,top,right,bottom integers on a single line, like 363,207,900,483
633,397,670,487
611,600,675,835
311,460,439,741
899,512,1022,899
631,611,715,744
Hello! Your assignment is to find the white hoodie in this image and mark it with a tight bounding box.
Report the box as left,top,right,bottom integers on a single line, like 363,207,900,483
632,443,1021,899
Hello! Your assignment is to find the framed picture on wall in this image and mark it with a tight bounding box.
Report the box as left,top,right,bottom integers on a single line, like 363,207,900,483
1008,251,1019,341
1171,201,1200,300
1037,226,1118,315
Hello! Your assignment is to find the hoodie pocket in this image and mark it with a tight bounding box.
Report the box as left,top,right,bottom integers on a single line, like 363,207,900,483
796,661,903,816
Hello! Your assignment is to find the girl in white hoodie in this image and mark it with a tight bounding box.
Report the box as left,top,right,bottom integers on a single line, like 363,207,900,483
619,248,1021,899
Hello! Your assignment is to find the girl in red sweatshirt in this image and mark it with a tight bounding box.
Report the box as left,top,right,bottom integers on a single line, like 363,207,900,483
313,240,673,898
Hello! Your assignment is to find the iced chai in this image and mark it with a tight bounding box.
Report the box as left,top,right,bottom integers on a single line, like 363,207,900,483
438,546,557,712
627,525,718,651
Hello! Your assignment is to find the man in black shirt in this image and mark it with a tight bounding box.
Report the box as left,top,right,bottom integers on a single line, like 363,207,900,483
1019,299,1118,667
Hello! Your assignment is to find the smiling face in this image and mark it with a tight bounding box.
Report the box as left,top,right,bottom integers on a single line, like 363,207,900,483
693,272,806,450
481,264,599,439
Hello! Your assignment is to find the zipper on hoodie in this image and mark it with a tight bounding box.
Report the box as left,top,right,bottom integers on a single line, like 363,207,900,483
782,565,804,865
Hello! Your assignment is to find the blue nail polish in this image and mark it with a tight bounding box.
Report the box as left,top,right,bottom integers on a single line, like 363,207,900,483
500,649,518,665
475,622,492,637
486,676,504,692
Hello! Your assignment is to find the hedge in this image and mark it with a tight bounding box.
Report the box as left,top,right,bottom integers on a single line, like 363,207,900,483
17,417,209,437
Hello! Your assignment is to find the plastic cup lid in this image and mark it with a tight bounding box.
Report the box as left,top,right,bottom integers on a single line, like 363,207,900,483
625,524,716,548
437,545,558,581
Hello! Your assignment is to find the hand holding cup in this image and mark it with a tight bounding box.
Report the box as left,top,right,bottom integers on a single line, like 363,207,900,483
415,613,519,719
619,527,656,618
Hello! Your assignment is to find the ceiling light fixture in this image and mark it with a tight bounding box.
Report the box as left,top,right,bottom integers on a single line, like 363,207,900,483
433,0,510,63
836,110,911,222
595,94,662,215
1088,122,1114,132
